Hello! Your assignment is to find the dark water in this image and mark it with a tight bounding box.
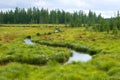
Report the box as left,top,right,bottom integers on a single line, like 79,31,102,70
65,50,92,64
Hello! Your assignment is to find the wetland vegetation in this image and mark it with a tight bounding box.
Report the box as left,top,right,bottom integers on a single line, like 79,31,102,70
0,7,120,80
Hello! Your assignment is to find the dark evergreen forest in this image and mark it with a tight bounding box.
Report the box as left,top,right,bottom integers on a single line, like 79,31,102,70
0,7,120,32
0,7,102,25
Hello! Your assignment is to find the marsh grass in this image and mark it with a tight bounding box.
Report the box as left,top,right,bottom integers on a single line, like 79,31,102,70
0,26,120,79
0,39,71,65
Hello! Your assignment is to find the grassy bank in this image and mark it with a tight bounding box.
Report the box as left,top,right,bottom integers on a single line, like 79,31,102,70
0,39,71,65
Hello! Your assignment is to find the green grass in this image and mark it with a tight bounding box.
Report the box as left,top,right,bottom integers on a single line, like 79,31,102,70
0,24,65,28
0,39,71,65
0,62,110,80
0,25,120,79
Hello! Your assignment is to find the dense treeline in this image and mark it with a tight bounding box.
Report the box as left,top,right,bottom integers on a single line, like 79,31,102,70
0,7,103,26
1,7,120,34
93,11,120,34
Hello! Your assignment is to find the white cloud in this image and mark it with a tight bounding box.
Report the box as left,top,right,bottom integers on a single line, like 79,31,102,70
0,0,120,18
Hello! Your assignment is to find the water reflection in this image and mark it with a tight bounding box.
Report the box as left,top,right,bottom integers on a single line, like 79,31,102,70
24,39,34,45
66,50,92,64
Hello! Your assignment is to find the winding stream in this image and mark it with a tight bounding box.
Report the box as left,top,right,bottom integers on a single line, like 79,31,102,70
24,39,92,63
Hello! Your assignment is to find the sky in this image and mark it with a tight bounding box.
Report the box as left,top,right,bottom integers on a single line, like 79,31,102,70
0,0,120,18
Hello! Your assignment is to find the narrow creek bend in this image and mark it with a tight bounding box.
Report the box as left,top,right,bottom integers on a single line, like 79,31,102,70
65,50,92,64
24,39,92,63
24,39,35,45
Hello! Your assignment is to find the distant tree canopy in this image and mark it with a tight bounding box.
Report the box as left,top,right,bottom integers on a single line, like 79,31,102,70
0,7,103,25
1,7,120,33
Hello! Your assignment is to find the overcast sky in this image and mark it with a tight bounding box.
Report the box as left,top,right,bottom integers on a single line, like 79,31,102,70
0,0,120,18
